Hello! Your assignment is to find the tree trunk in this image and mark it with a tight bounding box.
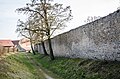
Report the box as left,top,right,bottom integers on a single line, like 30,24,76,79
42,1,54,60
7,47,9,53
31,44,36,55
41,41,48,56
48,37,55,60
30,40,36,55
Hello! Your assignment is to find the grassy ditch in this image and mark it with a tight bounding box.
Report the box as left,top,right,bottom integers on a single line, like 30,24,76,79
0,52,50,79
1,52,120,79
31,53,120,79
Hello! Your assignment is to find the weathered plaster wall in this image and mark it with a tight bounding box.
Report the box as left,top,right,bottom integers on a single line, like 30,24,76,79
35,10,120,61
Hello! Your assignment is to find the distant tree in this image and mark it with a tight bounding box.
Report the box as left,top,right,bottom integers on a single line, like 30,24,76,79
16,0,72,60
117,6,120,10
84,16,101,23
16,19,36,55
117,0,120,10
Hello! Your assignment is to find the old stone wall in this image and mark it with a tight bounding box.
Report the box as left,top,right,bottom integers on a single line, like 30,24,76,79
35,10,120,61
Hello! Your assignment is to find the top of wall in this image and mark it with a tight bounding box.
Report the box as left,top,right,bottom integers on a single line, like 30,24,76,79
52,10,120,39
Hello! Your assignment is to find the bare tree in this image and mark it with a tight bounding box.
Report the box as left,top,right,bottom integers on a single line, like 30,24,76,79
16,19,36,55
16,0,72,60
84,16,101,23
26,13,49,56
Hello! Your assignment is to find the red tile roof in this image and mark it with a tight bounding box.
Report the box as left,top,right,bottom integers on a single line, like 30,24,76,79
0,40,14,47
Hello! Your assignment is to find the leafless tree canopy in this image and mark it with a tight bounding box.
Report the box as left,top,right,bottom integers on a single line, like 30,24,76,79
16,0,73,60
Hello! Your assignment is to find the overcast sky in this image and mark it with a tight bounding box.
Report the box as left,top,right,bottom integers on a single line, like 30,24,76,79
0,0,119,40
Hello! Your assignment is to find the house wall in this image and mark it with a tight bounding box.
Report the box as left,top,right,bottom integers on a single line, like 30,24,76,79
35,10,120,61
0,45,3,55
0,46,9,54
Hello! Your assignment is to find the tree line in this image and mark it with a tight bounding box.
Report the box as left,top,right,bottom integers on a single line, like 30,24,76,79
16,0,73,60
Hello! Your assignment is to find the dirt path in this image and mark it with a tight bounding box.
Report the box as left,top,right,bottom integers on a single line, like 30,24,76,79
25,53,54,79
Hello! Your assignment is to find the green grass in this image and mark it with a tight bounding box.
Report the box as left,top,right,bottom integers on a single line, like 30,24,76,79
0,52,48,79
1,52,120,79
30,53,120,79
0,54,33,79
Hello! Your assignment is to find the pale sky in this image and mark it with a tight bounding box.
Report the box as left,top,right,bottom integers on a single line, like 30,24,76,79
0,0,119,40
